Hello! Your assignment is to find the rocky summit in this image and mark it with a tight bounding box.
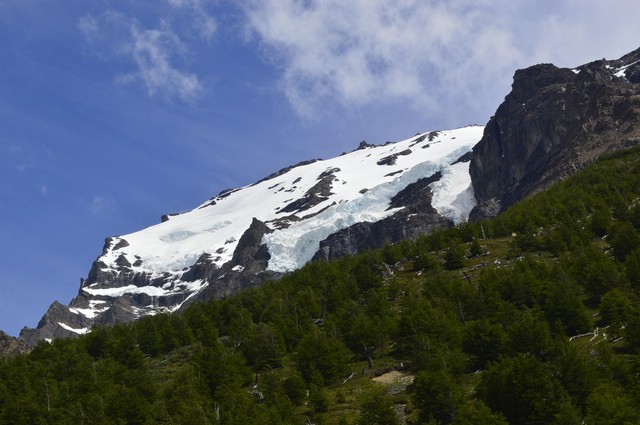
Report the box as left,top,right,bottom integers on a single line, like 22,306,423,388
470,47,640,219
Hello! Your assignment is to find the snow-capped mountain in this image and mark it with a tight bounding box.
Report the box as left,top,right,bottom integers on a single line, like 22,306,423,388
20,46,640,346
20,125,484,344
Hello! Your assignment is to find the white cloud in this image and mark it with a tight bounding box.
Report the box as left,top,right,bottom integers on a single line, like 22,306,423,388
529,0,640,67
242,0,640,119
242,1,524,117
78,11,203,101
118,22,203,101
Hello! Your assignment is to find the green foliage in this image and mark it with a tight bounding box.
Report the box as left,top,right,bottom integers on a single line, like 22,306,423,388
5,147,640,423
478,354,564,425
357,388,400,425
555,343,599,410
608,221,640,261
463,319,506,369
453,401,508,425
599,289,632,336
506,311,553,358
308,384,329,413
413,369,463,424
295,328,352,385
626,309,640,353
444,240,466,270
585,383,640,425
542,271,592,335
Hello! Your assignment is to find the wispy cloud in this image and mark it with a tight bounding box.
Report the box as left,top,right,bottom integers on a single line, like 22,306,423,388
76,0,640,117
87,195,119,217
78,5,213,102
116,21,203,101
242,1,524,117
77,14,99,40
241,0,640,119
167,0,217,40
6,142,42,173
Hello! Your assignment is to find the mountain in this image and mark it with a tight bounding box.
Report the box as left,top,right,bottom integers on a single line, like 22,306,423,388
19,126,484,344
4,143,640,423
16,46,640,346
470,47,640,219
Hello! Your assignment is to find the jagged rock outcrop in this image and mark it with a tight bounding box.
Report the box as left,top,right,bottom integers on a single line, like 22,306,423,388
19,301,90,346
0,330,30,357
470,48,640,218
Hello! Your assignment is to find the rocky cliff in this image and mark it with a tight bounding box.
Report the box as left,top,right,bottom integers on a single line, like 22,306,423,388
470,48,640,219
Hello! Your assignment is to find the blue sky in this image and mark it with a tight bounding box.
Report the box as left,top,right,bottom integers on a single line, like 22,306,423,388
2,0,640,336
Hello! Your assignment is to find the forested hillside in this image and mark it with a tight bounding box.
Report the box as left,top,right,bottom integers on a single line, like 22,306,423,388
3,147,640,424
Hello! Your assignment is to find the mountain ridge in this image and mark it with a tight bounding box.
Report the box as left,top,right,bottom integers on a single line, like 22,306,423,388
18,126,483,345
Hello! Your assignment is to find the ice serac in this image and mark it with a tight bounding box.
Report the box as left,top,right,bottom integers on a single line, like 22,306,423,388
470,47,640,219
20,125,484,345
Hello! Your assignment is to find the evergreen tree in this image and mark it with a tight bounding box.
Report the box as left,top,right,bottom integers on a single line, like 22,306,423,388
478,354,563,425
358,388,400,425
599,289,632,337
444,241,465,270
413,369,462,424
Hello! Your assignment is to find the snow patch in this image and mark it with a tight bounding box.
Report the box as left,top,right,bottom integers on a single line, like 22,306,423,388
614,59,640,78
58,322,90,335
83,284,172,298
69,300,109,319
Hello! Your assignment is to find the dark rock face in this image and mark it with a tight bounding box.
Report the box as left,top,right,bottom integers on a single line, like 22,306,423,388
19,301,91,346
278,171,336,215
470,48,640,216
230,218,273,269
0,330,30,357
357,140,375,150
377,149,412,166
192,218,281,304
253,159,320,186
388,173,442,210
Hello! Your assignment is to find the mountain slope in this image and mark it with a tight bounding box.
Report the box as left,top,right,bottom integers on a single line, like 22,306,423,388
20,126,484,344
4,145,640,423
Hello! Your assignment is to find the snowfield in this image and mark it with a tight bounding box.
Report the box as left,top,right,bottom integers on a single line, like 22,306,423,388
92,125,484,296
